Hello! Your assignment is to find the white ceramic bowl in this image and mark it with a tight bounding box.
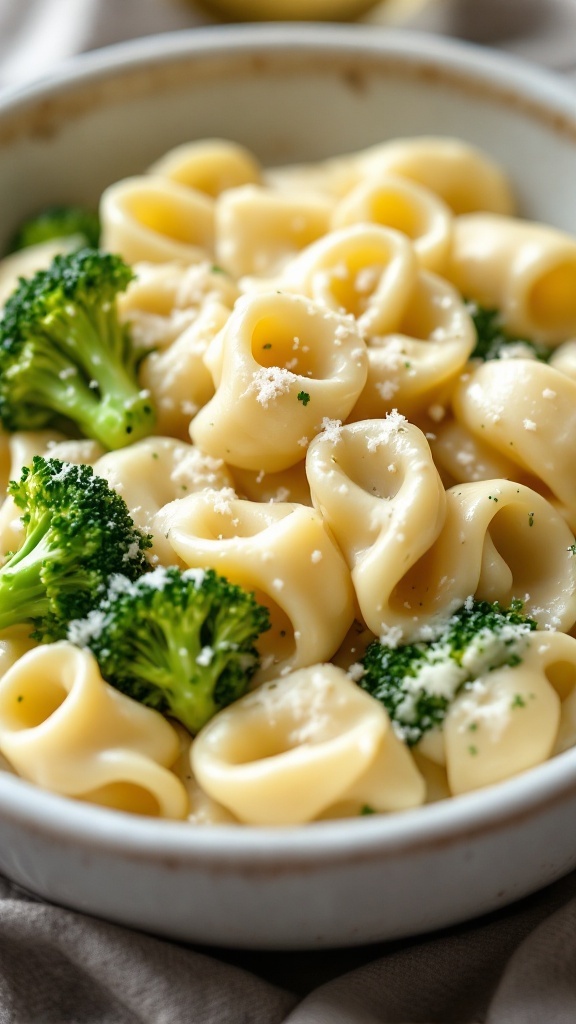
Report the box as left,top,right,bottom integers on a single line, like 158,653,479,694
1,24,576,950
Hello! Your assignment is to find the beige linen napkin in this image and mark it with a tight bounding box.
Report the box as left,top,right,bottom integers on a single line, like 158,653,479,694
0,2,575,1022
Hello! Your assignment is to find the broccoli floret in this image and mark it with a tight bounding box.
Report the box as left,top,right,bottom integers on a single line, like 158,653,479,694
359,599,537,745
0,455,151,641
0,248,156,449
68,565,272,734
8,205,100,253
468,302,551,362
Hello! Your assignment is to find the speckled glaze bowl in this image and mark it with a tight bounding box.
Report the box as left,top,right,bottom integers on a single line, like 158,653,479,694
0,25,576,950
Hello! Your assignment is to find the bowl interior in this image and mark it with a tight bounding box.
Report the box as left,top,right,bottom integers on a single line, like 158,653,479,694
1,25,576,242
0,24,576,948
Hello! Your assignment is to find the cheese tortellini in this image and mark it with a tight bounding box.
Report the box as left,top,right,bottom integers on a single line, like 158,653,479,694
0,133,576,828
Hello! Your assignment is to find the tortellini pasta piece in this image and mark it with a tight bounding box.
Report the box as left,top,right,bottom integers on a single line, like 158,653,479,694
154,492,355,679
277,223,418,337
331,173,453,274
0,627,38,679
118,259,239,352
215,185,333,278
264,150,360,200
390,479,576,635
307,414,576,638
452,359,576,529
148,138,262,197
93,436,235,566
0,430,104,560
139,301,229,439
306,414,447,642
442,630,576,793
191,290,367,472
348,269,476,424
429,416,536,490
0,237,79,306
0,643,188,819
447,213,576,343
191,664,425,825
356,136,515,216
100,176,215,265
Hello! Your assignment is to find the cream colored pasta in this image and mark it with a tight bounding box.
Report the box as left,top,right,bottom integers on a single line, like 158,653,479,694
148,138,263,197
356,136,515,216
0,643,188,818
139,301,229,439
442,630,576,793
118,260,239,352
389,479,576,635
93,436,234,566
447,213,576,343
215,185,333,278
230,460,312,506
264,150,361,200
0,627,38,679
154,493,355,680
429,417,536,489
277,223,418,337
348,269,476,424
306,414,447,641
100,176,215,265
170,725,239,825
0,429,104,559
549,338,576,382
452,359,576,529
331,173,453,274
0,237,79,306
191,290,367,472
1,132,576,824
192,663,424,825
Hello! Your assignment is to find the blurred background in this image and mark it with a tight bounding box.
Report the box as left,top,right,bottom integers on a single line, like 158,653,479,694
0,0,576,92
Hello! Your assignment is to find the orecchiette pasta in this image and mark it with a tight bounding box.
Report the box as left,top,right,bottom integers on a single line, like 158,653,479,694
1,133,576,828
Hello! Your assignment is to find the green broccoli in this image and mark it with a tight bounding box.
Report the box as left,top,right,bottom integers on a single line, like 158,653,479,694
68,565,271,735
8,205,100,253
0,455,151,641
468,302,551,362
0,248,156,449
358,599,538,745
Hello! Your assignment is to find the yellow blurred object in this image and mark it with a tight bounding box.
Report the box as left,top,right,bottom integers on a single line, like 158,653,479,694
194,0,414,22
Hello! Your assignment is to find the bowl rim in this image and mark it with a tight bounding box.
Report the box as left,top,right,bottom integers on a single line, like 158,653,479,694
2,20,576,131
1,22,576,865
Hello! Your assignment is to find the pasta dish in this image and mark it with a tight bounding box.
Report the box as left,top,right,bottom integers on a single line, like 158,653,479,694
0,134,575,827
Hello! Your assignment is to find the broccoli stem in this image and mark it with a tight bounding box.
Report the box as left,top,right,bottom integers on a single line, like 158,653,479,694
39,305,153,449
0,526,55,630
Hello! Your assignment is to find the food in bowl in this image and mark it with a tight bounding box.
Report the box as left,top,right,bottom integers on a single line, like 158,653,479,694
0,129,575,830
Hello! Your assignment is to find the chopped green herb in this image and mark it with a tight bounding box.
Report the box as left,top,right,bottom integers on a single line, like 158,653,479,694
297,391,311,406
468,303,551,362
